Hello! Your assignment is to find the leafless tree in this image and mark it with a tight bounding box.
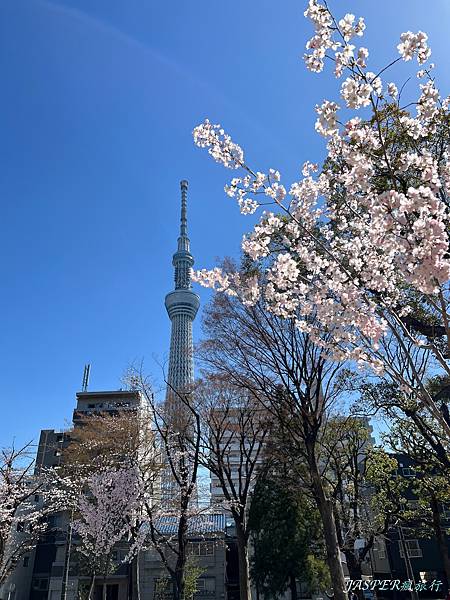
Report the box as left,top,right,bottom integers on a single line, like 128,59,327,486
195,375,271,600
127,370,205,600
199,289,354,600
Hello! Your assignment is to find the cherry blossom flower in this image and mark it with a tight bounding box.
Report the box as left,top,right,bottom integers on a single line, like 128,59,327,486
338,13,366,42
315,100,340,137
238,198,259,215
0,445,67,585
193,119,244,168
417,81,440,121
341,77,372,108
74,467,142,561
400,115,426,139
397,31,431,64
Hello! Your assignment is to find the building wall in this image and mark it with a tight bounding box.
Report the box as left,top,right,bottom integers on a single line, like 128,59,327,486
0,545,37,600
35,430,66,475
139,537,227,600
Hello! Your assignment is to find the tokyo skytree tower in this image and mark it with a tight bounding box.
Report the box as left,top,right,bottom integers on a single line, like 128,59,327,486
165,180,200,402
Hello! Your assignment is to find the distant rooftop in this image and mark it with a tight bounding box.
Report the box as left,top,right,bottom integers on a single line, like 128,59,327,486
153,513,226,536
76,389,140,398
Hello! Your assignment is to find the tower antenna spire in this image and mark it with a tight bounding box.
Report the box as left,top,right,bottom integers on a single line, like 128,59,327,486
177,180,190,254
180,179,188,238
82,364,91,392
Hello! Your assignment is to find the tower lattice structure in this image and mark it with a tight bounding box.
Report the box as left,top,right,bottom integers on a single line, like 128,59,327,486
165,180,200,404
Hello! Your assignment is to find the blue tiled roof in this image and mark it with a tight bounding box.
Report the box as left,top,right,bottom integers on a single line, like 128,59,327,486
154,513,226,536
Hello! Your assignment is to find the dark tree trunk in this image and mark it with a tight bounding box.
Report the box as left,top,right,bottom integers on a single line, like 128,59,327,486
136,556,141,600
430,493,450,591
173,507,188,600
130,556,141,600
345,552,363,599
289,573,298,600
235,519,252,600
128,562,132,600
307,443,348,600
173,570,185,600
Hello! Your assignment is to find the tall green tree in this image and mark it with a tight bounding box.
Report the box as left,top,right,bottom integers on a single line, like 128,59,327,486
248,472,329,600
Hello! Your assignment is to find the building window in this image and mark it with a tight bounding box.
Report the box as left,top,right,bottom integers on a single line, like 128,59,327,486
399,540,423,558
441,504,450,520
119,549,129,561
23,556,30,567
32,578,49,591
402,467,416,478
195,578,216,594
34,494,40,502
47,515,57,528
144,548,158,561
106,584,119,600
375,540,386,559
188,541,215,556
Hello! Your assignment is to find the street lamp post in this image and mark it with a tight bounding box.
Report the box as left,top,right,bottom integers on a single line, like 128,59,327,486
61,509,74,600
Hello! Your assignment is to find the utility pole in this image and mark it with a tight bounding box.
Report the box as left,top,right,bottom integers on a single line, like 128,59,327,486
61,509,74,600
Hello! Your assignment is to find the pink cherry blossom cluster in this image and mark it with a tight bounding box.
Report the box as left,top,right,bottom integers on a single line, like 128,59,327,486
303,1,365,74
397,31,431,64
315,100,340,137
193,0,450,389
193,119,244,169
74,467,142,559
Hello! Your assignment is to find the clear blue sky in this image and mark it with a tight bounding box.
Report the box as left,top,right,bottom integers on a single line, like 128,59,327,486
1,0,449,449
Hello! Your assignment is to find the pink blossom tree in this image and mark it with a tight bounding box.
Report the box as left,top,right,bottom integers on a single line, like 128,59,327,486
59,408,157,599
0,443,64,586
73,467,142,600
192,0,450,441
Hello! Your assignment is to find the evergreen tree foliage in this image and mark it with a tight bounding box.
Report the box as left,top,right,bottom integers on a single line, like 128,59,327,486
248,474,329,600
